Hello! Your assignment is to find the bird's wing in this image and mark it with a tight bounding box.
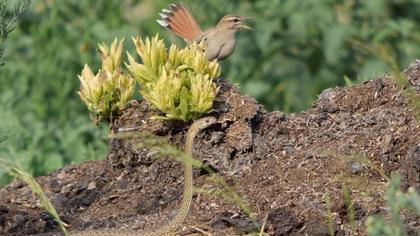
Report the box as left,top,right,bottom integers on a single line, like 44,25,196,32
157,2,202,41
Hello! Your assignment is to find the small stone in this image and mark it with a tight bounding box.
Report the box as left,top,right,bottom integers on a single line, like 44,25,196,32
87,181,97,190
350,161,364,174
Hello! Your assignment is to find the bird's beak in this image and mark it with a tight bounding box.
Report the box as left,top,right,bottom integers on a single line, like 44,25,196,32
239,16,253,30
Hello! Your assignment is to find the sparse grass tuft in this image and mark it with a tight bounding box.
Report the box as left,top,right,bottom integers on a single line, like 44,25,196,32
342,181,356,235
350,154,390,181
0,158,68,235
324,191,335,236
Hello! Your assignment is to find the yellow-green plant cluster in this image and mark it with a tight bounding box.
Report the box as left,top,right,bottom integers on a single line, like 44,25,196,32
126,35,220,121
77,39,135,123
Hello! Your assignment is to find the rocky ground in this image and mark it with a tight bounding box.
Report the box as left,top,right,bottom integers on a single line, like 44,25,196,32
0,61,419,236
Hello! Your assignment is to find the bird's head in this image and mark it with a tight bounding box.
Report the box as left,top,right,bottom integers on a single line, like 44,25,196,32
217,14,253,31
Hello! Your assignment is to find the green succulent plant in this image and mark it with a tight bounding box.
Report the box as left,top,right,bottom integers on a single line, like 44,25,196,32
126,35,220,121
77,38,135,123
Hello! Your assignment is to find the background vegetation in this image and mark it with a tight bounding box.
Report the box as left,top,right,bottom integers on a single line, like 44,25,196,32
0,0,419,181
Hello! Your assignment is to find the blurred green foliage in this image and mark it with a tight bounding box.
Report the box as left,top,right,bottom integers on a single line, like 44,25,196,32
187,0,420,112
0,0,419,182
366,175,420,236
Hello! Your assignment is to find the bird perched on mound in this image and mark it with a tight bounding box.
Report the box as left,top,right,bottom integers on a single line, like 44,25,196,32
157,2,252,61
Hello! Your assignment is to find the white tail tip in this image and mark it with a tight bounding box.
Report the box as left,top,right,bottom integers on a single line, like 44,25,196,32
156,20,169,27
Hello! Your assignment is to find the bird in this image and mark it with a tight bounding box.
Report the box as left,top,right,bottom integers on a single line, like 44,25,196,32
157,2,252,61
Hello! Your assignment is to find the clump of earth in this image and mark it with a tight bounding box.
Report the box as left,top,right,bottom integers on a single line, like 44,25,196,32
1,61,419,235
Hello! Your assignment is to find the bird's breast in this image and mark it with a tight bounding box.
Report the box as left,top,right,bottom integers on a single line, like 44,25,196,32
204,33,237,61
217,39,237,61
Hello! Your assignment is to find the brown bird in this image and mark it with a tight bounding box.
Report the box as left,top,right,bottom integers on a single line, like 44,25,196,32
157,2,252,61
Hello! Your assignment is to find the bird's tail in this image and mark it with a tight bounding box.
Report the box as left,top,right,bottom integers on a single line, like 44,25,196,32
157,3,202,41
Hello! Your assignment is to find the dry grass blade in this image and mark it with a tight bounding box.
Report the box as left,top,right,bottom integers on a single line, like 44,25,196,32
259,213,269,236
0,158,69,236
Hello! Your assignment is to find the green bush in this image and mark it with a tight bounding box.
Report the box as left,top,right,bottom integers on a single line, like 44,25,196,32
127,35,220,121
78,39,135,123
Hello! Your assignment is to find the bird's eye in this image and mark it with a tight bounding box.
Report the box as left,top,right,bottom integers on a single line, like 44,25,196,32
233,18,240,22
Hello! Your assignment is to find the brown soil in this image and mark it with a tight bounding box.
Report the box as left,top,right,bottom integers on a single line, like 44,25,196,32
1,61,420,236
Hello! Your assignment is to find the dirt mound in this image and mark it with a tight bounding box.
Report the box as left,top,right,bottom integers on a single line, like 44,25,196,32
1,61,419,236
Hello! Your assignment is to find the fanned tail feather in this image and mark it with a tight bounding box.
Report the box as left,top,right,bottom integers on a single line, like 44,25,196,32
157,2,202,41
